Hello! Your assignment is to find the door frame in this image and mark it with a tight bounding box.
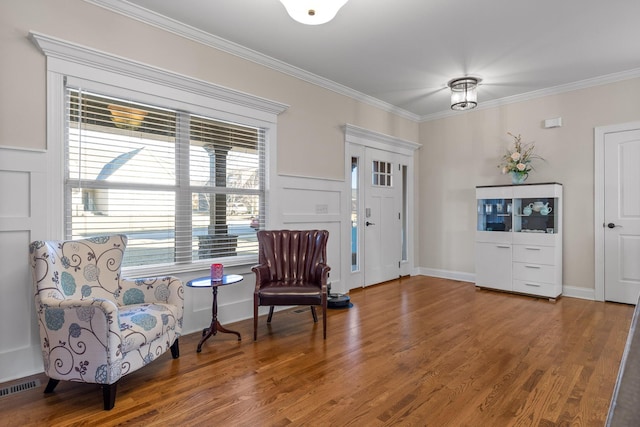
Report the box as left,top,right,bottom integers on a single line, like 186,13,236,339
343,124,420,291
594,121,640,301
363,147,403,286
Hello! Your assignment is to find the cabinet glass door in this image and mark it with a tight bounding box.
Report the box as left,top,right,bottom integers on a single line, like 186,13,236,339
513,197,558,233
477,198,512,232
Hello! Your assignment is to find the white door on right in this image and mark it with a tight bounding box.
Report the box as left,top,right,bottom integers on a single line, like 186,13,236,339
604,128,640,304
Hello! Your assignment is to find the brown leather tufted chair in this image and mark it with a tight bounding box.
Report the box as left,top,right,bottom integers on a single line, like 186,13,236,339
252,230,330,340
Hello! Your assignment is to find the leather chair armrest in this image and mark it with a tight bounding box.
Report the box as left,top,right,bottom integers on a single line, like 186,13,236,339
251,264,271,290
313,263,331,290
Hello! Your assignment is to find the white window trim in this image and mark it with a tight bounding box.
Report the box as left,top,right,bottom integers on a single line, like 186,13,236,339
30,31,288,277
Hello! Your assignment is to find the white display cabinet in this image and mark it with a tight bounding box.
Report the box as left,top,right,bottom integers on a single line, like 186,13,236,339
475,183,562,300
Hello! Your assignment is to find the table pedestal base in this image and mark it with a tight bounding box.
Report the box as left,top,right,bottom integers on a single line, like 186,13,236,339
197,320,241,353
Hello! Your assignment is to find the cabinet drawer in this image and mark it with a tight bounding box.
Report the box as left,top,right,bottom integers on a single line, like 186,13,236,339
513,279,561,298
513,262,556,283
513,245,555,265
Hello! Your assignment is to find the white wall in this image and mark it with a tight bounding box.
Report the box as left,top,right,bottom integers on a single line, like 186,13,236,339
418,78,640,297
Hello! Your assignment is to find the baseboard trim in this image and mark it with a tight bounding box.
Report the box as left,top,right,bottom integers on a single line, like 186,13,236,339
415,268,596,301
415,267,475,283
561,285,595,301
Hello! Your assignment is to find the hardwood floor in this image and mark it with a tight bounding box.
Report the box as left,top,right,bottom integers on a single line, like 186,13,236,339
1,276,634,426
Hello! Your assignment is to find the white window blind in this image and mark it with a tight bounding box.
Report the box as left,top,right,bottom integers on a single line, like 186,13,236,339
66,88,265,268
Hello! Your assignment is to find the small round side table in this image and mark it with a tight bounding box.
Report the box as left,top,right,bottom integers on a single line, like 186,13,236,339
186,274,243,353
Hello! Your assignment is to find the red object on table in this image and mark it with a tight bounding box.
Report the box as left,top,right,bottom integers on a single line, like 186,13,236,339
211,263,223,281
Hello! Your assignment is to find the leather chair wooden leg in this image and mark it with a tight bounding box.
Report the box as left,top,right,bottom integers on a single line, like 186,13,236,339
322,303,327,339
254,295,259,341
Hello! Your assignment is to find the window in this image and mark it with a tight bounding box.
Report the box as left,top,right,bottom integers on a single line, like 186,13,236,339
66,89,265,268
372,160,392,187
32,32,286,274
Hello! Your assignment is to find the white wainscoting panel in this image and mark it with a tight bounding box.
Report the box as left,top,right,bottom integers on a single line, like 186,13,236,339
277,175,345,294
0,148,48,382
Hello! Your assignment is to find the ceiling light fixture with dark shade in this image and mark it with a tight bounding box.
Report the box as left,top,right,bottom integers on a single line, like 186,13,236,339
279,0,349,25
448,77,480,111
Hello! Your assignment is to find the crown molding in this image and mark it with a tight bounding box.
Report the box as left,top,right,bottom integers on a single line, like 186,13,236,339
84,0,421,122
420,67,640,122
29,31,289,118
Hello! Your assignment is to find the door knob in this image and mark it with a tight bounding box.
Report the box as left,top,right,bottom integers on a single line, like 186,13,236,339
366,221,375,226
607,222,621,228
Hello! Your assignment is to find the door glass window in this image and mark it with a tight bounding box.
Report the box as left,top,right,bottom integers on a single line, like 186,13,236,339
372,160,392,187
351,156,359,272
401,164,408,261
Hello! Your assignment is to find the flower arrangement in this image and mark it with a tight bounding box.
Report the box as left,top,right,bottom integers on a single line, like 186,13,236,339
498,132,543,183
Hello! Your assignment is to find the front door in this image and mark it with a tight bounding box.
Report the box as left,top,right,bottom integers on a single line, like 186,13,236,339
363,148,402,286
604,127,640,304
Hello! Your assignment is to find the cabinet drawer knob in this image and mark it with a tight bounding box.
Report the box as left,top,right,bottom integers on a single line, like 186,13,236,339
525,247,541,251
525,265,541,269
496,245,510,249
524,283,541,287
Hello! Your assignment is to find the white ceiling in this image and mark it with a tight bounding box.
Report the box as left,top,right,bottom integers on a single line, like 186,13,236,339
108,0,640,120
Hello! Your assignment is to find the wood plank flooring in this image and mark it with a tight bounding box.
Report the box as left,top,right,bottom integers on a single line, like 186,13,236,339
1,276,634,426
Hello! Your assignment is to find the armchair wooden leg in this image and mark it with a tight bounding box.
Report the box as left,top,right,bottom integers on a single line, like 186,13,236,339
310,306,318,323
44,378,59,393
254,296,259,341
170,338,179,359
102,382,118,411
267,306,275,323
322,304,327,339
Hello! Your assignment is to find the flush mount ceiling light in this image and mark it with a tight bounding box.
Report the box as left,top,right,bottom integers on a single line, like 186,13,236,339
448,77,480,111
279,0,349,25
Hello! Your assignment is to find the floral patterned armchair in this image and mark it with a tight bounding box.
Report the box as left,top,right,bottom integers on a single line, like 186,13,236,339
29,234,183,410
